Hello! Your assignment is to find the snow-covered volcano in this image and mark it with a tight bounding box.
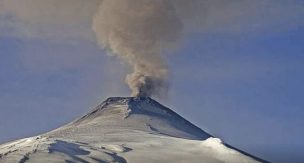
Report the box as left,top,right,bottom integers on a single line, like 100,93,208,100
0,97,268,163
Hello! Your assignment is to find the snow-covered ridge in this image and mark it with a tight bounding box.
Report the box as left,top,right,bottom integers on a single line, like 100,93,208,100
67,97,212,140
0,97,269,163
78,97,185,120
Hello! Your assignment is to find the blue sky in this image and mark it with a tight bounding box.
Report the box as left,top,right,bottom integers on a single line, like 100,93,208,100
1,1,304,162
169,29,304,162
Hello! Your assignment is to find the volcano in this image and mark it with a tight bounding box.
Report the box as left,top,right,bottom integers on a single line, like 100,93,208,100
0,97,268,163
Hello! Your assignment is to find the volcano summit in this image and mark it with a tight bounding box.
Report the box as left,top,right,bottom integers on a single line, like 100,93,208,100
0,97,267,163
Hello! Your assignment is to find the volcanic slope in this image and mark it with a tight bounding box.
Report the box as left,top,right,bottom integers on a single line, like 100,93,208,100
0,97,268,163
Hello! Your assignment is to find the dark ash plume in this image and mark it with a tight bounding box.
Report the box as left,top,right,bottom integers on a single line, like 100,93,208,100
93,0,183,97
92,0,304,97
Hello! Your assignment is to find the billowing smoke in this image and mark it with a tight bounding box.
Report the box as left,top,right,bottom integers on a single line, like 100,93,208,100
2,0,303,97
93,0,183,97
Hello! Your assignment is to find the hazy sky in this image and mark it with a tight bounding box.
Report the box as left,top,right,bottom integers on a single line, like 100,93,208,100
1,1,304,162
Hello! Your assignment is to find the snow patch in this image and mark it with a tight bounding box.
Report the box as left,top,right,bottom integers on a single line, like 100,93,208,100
202,137,238,155
102,144,132,153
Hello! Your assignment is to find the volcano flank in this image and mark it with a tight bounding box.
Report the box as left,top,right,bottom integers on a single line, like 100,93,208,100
0,97,268,163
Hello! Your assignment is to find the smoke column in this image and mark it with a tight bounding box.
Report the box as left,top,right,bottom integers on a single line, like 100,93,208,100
93,0,183,97
1,0,301,97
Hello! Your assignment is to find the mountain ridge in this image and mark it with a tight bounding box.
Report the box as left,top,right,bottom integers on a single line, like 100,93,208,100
0,97,268,163
69,97,212,140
